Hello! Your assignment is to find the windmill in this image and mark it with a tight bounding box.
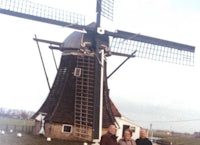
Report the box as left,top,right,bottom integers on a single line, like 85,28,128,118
0,0,195,143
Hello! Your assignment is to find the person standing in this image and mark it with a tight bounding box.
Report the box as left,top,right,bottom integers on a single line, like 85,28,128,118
100,124,118,145
118,129,136,145
136,129,152,145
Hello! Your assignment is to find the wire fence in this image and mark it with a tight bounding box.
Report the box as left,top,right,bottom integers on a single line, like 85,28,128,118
0,124,34,134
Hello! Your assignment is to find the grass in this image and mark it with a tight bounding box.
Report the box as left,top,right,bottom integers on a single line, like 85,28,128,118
0,117,34,126
0,117,89,145
153,131,200,145
0,133,85,145
0,117,35,133
161,135,200,145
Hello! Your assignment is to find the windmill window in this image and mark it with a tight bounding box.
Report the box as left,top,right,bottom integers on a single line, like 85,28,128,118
62,124,72,133
74,67,81,77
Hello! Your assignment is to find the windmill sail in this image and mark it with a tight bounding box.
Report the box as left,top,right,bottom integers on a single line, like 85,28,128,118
101,0,114,21
108,30,195,66
0,0,195,66
0,0,85,27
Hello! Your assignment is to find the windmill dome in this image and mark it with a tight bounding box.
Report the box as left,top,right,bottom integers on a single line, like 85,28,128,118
62,31,83,50
61,22,96,51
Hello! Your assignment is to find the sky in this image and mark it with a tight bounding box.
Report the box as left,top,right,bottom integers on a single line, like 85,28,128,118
0,0,200,133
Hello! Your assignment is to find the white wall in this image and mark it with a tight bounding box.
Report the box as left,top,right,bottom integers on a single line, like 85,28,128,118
115,116,140,140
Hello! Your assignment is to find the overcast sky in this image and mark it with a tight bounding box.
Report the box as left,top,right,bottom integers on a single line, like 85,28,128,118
0,0,200,133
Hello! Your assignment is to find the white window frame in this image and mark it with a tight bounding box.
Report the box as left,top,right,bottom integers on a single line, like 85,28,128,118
62,124,73,133
129,126,136,133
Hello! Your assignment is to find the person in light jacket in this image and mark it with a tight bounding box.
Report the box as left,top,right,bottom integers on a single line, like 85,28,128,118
118,129,136,145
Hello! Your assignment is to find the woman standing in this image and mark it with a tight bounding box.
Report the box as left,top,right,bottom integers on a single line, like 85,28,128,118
118,129,136,145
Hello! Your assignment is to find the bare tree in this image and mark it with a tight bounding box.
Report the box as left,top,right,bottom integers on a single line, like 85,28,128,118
0,108,34,119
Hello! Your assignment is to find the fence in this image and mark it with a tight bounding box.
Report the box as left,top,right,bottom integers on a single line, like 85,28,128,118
0,124,34,134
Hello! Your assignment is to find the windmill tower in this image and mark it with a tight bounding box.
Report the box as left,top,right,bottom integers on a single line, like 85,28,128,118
32,26,122,141
0,0,195,142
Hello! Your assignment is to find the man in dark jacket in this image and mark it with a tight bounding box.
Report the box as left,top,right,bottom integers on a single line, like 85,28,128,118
136,129,152,145
100,124,118,145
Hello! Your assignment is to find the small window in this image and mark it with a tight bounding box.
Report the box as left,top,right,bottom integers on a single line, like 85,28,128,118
62,124,72,133
74,68,81,77
129,126,136,133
